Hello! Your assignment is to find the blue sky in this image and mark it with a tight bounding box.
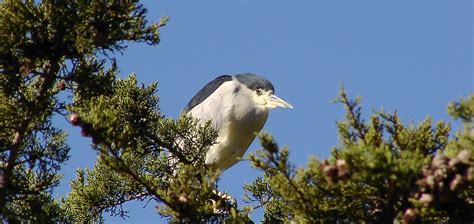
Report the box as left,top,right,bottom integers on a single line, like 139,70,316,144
54,0,472,223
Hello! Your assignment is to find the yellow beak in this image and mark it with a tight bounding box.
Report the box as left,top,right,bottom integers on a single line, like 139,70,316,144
267,94,294,109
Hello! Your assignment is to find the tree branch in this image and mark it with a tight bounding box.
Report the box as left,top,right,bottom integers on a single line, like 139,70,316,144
3,60,58,202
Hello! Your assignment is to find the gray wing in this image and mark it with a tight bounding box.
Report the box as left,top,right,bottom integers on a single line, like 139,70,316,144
186,77,239,135
183,75,233,112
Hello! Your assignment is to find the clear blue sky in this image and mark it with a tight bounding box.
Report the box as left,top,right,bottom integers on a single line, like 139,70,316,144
53,0,472,223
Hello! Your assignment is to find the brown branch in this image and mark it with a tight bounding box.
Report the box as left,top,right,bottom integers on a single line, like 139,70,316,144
340,92,368,145
98,192,151,219
103,143,179,213
145,132,192,165
2,60,59,202
380,111,406,151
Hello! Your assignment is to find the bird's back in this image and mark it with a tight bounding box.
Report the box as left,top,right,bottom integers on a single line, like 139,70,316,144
183,75,233,112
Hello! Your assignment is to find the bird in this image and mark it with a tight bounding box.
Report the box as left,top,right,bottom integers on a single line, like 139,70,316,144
183,73,293,172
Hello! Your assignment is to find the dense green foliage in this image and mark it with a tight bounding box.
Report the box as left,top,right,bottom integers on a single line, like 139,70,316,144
1,1,472,223
0,0,167,222
246,90,473,223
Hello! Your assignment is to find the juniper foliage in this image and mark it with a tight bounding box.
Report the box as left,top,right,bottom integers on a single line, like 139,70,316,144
246,89,473,223
0,0,167,222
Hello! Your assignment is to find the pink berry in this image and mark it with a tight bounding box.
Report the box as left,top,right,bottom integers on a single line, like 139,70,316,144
69,114,81,126
92,137,101,145
58,82,65,91
403,208,419,223
419,193,433,206
81,129,90,137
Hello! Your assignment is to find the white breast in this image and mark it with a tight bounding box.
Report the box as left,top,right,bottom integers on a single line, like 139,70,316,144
188,80,269,171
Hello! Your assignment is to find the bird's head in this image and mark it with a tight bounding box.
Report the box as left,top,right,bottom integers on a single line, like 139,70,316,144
234,73,294,110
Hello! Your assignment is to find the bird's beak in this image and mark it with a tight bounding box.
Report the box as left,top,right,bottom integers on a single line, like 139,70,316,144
267,94,294,109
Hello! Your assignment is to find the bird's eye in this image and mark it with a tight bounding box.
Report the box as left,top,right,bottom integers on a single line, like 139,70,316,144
255,89,263,95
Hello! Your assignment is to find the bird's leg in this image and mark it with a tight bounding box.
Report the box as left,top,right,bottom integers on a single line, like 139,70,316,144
207,172,236,214
210,189,237,215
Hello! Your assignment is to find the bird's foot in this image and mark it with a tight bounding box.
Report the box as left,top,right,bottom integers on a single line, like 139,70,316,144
210,189,237,215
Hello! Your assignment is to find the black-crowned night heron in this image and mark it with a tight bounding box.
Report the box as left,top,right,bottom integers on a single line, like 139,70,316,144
184,73,293,172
